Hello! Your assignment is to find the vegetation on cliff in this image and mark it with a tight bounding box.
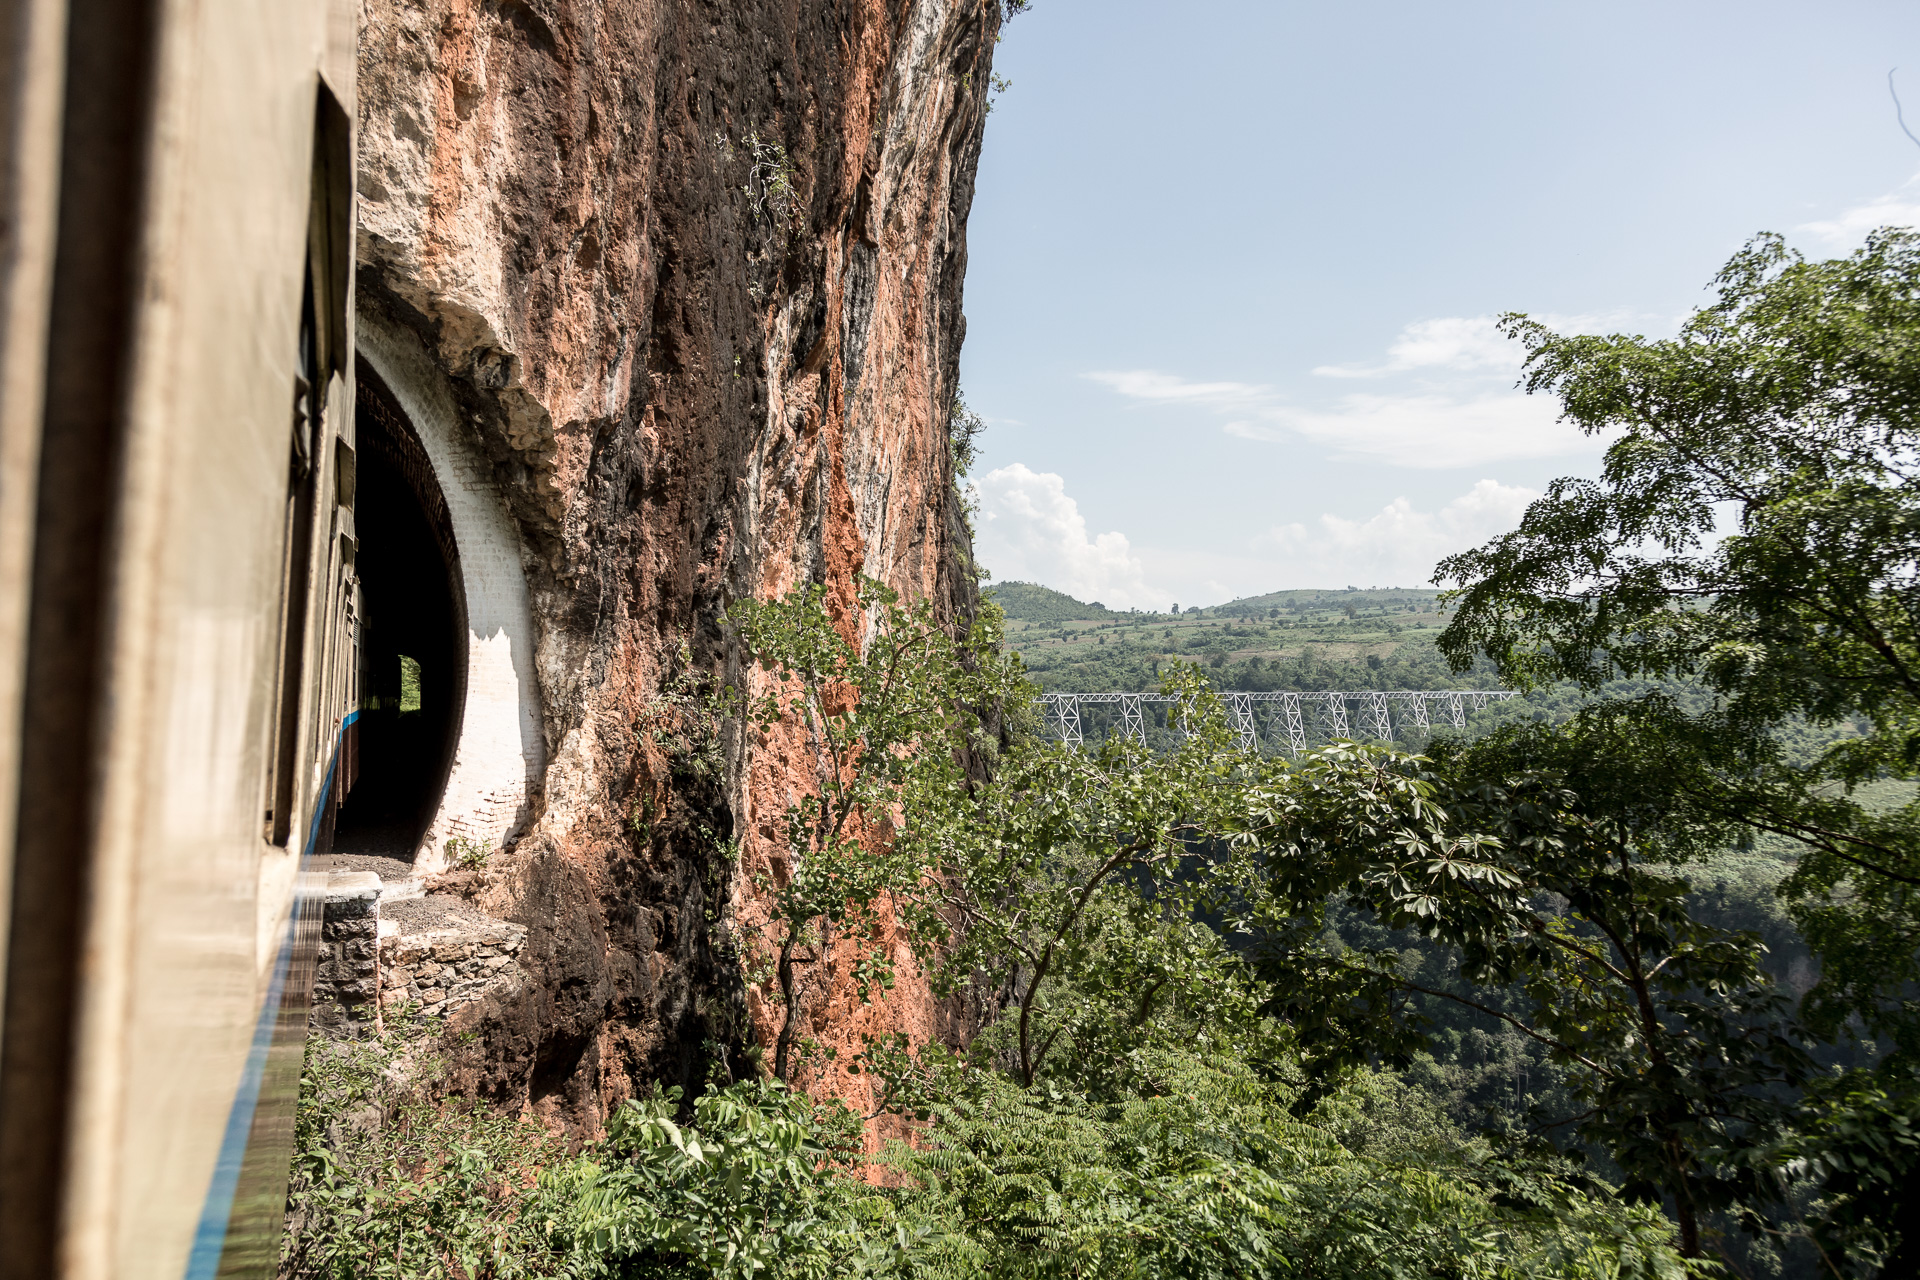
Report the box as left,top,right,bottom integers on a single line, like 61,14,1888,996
284,236,1920,1276
286,1018,1687,1278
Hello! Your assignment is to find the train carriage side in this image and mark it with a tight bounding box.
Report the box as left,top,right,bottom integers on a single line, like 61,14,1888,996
0,0,362,1275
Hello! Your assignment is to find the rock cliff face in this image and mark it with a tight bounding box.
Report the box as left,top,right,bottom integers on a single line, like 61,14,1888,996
355,0,1001,1132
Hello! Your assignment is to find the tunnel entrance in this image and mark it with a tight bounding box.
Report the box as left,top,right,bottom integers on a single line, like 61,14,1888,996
334,363,467,863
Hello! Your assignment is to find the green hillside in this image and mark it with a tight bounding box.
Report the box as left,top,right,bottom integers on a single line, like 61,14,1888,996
985,581,1127,622
995,583,1483,694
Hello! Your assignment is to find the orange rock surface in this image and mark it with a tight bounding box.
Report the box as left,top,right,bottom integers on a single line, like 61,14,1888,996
356,0,1002,1136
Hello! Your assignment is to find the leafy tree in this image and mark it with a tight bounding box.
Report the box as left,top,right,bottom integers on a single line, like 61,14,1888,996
1434,229,1920,1062
1232,735,1812,1258
904,667,1259,1088
730,583,1258,1094
725,578,1022,1080
1429,229,1920,1266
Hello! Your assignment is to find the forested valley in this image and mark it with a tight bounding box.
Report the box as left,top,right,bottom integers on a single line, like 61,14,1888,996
283,238,1919,1278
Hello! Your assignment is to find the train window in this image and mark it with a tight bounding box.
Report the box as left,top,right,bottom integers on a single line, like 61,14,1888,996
335,437,356,510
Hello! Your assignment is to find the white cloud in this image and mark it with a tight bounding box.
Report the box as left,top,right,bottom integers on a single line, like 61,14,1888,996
1227,390,1594,468
1798,176,1920,248
973,463,1155,609
1096,369,1596,469
1256,479,1539,588
1088,312,1655,468
1083,369,1270,408
1313,315,1520,379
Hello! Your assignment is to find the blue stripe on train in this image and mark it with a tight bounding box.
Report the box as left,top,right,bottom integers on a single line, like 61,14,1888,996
182,715,350,1279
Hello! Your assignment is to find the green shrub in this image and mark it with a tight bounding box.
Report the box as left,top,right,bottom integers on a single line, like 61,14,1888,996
282,1026,569,1279
879,1048,1692,1280
284,1022,1689,1280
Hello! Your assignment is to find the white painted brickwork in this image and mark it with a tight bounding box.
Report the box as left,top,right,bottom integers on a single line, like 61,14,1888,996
358,313,545,872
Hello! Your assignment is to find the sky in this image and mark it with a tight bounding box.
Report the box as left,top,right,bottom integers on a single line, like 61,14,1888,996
957,0,1920,611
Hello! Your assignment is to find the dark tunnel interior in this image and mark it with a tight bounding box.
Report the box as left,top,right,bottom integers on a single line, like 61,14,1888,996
333,368,465,864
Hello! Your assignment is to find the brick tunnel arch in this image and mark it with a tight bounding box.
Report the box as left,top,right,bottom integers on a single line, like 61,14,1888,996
336,364,469,863
352,314,546,875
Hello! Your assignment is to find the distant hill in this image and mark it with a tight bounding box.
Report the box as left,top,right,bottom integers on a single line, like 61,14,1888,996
985,582,1127,623
987,582,1445,624
995,581,1484,698
1213,587,1442,618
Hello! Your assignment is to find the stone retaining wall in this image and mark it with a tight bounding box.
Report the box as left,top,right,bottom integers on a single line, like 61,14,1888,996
312,872,383,1038
377,917,527,1018
311,870,528,1038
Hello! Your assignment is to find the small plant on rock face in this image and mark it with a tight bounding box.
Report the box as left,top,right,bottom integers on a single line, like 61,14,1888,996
627,793,654,842
947,393,990,579
444,835,490,870
947,395,986,478
638,638,732,786
743,129,796,239
717,126,799,301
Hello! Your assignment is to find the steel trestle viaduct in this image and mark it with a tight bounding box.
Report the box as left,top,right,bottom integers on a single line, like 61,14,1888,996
1041,690,1520,753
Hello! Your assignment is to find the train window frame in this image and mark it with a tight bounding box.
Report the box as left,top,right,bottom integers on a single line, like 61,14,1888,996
262,82,350,848
263,308,317,846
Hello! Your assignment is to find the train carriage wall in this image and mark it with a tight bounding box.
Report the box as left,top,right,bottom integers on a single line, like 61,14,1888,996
0,0,1000,1275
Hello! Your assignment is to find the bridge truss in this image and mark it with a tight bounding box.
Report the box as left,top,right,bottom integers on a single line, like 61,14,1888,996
1040,690,1520,754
